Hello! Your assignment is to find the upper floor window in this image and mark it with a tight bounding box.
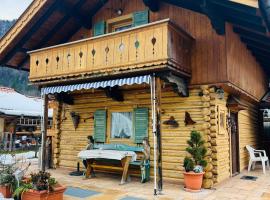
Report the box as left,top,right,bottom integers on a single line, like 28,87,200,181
107,14,133,33
93,10,149,36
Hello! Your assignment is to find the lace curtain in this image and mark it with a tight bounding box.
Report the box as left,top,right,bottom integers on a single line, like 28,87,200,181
111,112,133,139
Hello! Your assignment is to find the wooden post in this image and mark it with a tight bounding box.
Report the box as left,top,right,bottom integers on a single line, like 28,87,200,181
155,77,163,192
41,95,48,171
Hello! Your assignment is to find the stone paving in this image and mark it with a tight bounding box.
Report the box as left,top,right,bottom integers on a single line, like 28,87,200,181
35,166,270,200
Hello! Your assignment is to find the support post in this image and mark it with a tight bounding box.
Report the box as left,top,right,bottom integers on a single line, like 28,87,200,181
155,77,163,192
41,94,48,171
150,75,157,195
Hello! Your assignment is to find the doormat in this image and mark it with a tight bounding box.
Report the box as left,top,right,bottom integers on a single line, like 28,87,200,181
240,175,258,181
64,186,101,198
120,196,146,200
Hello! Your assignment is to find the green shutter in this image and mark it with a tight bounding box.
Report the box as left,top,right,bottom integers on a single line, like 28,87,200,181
94,110,107,143
93,21,105,36
133,10,149,27
134,108,149,143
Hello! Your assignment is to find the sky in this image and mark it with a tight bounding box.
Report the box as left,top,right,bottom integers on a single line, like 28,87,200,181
0,0,33,20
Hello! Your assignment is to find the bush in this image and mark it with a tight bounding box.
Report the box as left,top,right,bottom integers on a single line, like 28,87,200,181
0,165,17,191
183,131,207,172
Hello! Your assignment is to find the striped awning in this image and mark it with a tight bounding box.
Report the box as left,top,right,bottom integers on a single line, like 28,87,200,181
41,75,151,95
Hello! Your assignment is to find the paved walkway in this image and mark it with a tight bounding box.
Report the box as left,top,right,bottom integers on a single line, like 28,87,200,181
40,166,270,200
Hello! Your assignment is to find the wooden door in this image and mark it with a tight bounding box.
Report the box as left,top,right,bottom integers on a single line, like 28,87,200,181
230,113,240,176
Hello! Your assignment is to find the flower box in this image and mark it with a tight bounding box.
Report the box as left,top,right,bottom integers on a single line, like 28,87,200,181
21,185,66,200
0,185,12,198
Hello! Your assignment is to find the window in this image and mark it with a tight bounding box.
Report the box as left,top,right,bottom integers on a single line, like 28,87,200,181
111,112,133,139
107,14,133,33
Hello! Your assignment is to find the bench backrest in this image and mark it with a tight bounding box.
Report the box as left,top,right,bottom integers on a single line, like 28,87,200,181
94,143,143,152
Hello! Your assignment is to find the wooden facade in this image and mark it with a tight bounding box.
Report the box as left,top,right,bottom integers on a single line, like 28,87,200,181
0,0,269,189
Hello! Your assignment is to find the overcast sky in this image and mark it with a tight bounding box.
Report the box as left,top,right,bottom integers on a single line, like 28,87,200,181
0,0,33,20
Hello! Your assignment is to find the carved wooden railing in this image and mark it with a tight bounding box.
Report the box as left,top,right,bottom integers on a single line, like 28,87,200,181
29,19,193,83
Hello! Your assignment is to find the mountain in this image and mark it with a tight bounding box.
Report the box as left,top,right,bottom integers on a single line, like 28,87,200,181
0,20,39,96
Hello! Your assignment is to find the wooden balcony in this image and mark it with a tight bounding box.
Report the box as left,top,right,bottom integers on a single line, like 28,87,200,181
29,19,194,84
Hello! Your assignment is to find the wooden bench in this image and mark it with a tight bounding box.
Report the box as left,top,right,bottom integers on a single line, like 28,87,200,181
81,143,150,183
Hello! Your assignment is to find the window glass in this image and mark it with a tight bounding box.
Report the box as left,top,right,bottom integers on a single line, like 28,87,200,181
114,24,132,32
111,112,133,139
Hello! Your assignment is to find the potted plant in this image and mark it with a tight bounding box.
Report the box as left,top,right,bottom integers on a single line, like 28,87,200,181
183,130,207,192
14,171,66,200
0,166,16,198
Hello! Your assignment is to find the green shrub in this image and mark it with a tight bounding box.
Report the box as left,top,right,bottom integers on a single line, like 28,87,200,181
183,130,207,172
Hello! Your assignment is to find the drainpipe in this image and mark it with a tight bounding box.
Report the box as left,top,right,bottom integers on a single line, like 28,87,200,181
259,0,270,32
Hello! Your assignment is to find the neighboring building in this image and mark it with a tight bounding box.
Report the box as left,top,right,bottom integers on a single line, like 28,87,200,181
0,0,269,189
0,87,53,150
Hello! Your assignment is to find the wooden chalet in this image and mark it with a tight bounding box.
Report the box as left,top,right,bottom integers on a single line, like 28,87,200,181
0,0,270,190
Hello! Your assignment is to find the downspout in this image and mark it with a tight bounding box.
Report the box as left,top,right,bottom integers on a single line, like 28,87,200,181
259,0,270,32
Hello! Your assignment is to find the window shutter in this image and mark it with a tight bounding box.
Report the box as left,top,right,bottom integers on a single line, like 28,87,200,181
94,110,107,143
132,10,149,27
134,108,149,143
93,21,106,36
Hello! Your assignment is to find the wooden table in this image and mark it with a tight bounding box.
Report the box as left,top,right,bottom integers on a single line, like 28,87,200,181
78,149,137,184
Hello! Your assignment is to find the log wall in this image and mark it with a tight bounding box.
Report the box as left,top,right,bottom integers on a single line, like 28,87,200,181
238,106,260,171
54,84,213,184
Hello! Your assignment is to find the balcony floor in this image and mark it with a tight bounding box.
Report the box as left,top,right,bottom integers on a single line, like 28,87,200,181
26,161,270,200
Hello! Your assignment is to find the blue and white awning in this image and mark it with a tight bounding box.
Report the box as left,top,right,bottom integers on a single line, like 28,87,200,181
41,75,151,95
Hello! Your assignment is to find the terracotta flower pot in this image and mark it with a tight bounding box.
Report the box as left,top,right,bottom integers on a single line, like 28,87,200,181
0,185,12,198
183,171,205,192
21,186,66,200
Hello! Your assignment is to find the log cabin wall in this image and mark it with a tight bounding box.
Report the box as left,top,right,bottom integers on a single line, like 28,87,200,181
238,105,260,171
211,92,231,184
53,84,216,185
225,24,268,101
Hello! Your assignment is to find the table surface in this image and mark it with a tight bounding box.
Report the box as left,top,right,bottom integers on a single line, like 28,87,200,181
78,149,137,162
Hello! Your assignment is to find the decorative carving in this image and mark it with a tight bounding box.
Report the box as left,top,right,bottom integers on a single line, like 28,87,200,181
185,112,196,126
163,116,179,127
104,86,124,102
151,37,156,45
55,93,74,105
105,46,109,63
70,111,80,130
161,72,188,97
119,43,125,52
91,48,96,65
79,51,83,58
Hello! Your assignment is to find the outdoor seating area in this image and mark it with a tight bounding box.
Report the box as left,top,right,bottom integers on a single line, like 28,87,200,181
26,164,270,200
78,143,150,184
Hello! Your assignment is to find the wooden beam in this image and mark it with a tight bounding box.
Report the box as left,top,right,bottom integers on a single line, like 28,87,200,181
41,95,48,171
233,26,270,42
59,0,91,29
60,0,108,43
199,0,226,35
247,45,270,57
162,0,203,13
143,0,160,12
225,15,266,33
1,0,61,66
212,5,263,25
241,37,270,51
211,0,258,15
259,0,270,31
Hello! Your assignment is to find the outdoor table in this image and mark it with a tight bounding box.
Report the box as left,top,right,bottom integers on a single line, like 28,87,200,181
78,149,137,184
